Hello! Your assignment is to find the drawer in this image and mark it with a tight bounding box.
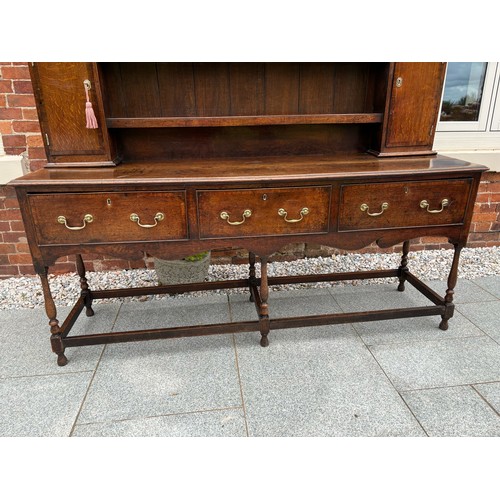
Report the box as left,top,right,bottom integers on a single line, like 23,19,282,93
338,179,472,231
29,191,188,244
197,187,331,239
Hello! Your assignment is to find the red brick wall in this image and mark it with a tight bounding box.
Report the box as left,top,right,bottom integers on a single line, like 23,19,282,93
0,62,499,278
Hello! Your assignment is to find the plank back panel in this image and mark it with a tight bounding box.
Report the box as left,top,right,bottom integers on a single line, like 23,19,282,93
193,63,231,116
264,63,300,114
100,62,126,117
299,63,335,114
119,63,161,117
116,124,370,161
157,63,196,116
229,63,265,116
100,62,387,121
333,63,370,113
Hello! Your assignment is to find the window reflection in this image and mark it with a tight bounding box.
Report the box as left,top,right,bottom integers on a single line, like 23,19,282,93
440,62,487,122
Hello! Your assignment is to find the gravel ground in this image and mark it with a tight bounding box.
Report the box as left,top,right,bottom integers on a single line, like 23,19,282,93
1,247,499,310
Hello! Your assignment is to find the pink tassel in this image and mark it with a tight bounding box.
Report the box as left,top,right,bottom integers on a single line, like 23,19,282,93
84,82,98,129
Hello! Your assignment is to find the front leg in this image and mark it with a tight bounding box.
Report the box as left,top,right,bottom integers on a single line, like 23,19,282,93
439,243,463,331
397,240,410,292
248,251,256,302
39,268,67,366
258,256,270,347
76,254,94,316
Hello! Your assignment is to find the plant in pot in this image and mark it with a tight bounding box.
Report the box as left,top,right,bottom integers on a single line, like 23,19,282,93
153,251,211,286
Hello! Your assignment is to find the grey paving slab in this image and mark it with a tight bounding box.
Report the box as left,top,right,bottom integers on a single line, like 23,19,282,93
424,278,498,304
230,287,342,344
327,280,401,296
354,311,483,346
401,385,500,437
73,408,247,437
0,372,92,436
77,296,241,424
234,326,425,437
370,336,500,391
330,282,430,307
456,301,500,343
473,276,500,299
77,335,241,424
112,294,230,330
0,303,119,378
474,382,500,414
330,283,483,345
229,288,342,322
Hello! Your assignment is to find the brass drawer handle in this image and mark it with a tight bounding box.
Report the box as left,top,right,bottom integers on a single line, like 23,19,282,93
278,207,309,223
360,202,389,217
130,212,165,228
57,214,93,231
220,209,252,225
420,199,449,214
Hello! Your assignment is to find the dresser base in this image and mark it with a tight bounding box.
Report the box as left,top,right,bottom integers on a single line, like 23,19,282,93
45,263,454,366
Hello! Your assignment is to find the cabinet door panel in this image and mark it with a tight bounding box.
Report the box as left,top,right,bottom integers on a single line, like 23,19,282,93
31,63,114,165
385,62,446,149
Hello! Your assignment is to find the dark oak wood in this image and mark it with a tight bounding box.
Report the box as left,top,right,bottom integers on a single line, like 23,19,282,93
75,254,94,316
439,243,463,330
338,179,472,231
29,191,188,244
106,113,383,128
371,62,447,156
197,186,331,239
30,63,117,167
397,240,410,291
10,62,489,366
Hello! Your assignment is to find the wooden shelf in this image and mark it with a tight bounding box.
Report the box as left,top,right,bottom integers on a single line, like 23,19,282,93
106,113,383,128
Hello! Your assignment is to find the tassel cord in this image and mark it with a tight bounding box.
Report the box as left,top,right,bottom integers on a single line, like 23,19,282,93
84,81,99,129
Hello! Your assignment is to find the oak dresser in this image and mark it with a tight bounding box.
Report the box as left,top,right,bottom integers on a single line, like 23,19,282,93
9,62,488,365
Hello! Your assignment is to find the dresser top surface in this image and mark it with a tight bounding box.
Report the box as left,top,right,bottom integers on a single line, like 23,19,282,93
10,154,488,187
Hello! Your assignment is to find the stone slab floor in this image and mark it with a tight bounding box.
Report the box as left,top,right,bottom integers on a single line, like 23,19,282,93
1,276,499,437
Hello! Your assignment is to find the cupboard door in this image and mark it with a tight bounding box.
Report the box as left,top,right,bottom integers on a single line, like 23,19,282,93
30,63,116,166
384,62,446,152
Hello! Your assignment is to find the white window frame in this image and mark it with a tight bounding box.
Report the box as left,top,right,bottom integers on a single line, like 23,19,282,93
437,62,498,133
434,62,500,154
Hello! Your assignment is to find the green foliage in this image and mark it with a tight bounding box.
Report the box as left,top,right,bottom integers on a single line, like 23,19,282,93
183,251,209,262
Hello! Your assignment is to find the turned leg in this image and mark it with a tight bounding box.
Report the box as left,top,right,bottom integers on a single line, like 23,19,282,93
397,240,410,292
258,256,270,347
248,251,256,302
39,268,67,366
439,243,463,331
76,254,94,316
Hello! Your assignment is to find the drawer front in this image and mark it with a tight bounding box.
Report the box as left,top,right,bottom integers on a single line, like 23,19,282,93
197,187,331,239
29,191,188,244
339,179,472,231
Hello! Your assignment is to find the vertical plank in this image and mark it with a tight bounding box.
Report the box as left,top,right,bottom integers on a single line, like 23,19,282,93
119,63,161,117
157,63,196,116
299,63,335,114
193,63,231,116
100,62,125,117
264,63,300,115
333,63,370,113
228,63,265,116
